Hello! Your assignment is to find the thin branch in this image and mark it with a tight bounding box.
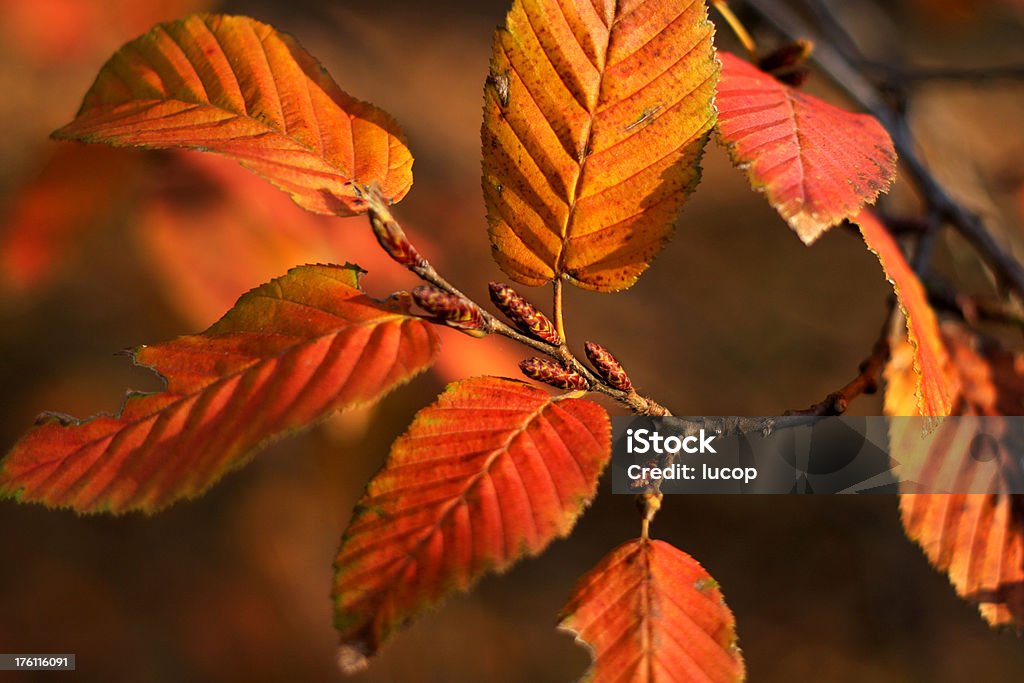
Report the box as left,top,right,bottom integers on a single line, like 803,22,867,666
359,190,672,417
863,61,1024,86
803,0,863,62
784,300,895,416
926,275,1024,329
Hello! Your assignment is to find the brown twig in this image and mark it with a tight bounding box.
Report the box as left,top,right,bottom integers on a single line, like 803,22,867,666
745,0,1024,302
863,61,1024,86
926,275,1024,329
784,300,895,416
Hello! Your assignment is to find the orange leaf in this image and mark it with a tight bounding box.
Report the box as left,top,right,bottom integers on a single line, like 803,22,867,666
52,14,413,216
716,51,896,244
332,376,610,672
885,325,1024,628
482,0,718,291
856,209,958,417
0,264,439,513
559,538,745,683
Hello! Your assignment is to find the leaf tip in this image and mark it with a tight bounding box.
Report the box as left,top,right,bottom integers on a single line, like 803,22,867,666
336,643,370,675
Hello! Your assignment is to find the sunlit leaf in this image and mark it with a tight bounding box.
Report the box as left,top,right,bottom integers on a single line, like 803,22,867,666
333,376,610,672
885,324,1024,628
53,14,413,216
0,264,439,513
559,538,745,683
716,51,896,244
857,209,958,417
482,0,718,291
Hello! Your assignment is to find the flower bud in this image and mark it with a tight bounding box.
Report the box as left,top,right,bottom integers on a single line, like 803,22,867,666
357,184,425,269
369,206,426,268
519,358,588,391
412,286,487,336
488,282,561,345
584,341,632,391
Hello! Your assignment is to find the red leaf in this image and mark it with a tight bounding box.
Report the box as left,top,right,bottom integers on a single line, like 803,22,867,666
53,14,413,216
856,209,959,417
559,538,745,683
0,264,439,513
885,325,1024,628
332,376,610,672
715,51,897,244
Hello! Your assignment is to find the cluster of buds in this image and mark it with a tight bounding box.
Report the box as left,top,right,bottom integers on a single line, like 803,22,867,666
584,341,632,392
369,205,426,269
412,286,487,337
488,282,562,345
519,358,588,391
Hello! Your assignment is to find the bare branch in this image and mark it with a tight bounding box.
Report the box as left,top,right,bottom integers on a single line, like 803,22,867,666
784,301,894,417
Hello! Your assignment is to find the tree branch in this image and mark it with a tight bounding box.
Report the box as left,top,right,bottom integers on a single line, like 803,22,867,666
359,189,673,417
864,61,1024,86
744,0,1024,301
783,305,893,416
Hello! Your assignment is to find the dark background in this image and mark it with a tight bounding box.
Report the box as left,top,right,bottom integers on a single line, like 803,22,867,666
1,0,1023,680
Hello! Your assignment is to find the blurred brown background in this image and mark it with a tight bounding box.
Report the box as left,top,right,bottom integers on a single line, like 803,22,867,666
1,0,1023,681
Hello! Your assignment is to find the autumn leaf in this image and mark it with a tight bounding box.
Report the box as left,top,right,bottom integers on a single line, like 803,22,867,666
52,14,413,216
856,209,958,417
482,0,719,291
332,376,610,672
716,51,896,244
885,325,1024,628
0,264,439,514
559,538,745,683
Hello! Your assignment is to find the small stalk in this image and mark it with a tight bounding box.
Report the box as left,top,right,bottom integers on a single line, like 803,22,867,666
712,0,758,60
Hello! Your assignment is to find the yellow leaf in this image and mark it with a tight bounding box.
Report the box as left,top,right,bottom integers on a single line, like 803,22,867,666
482,0,719,292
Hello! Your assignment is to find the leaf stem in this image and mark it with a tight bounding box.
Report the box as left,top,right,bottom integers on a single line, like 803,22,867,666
639,492,662,540
713,0,759,60
552,277,566,343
